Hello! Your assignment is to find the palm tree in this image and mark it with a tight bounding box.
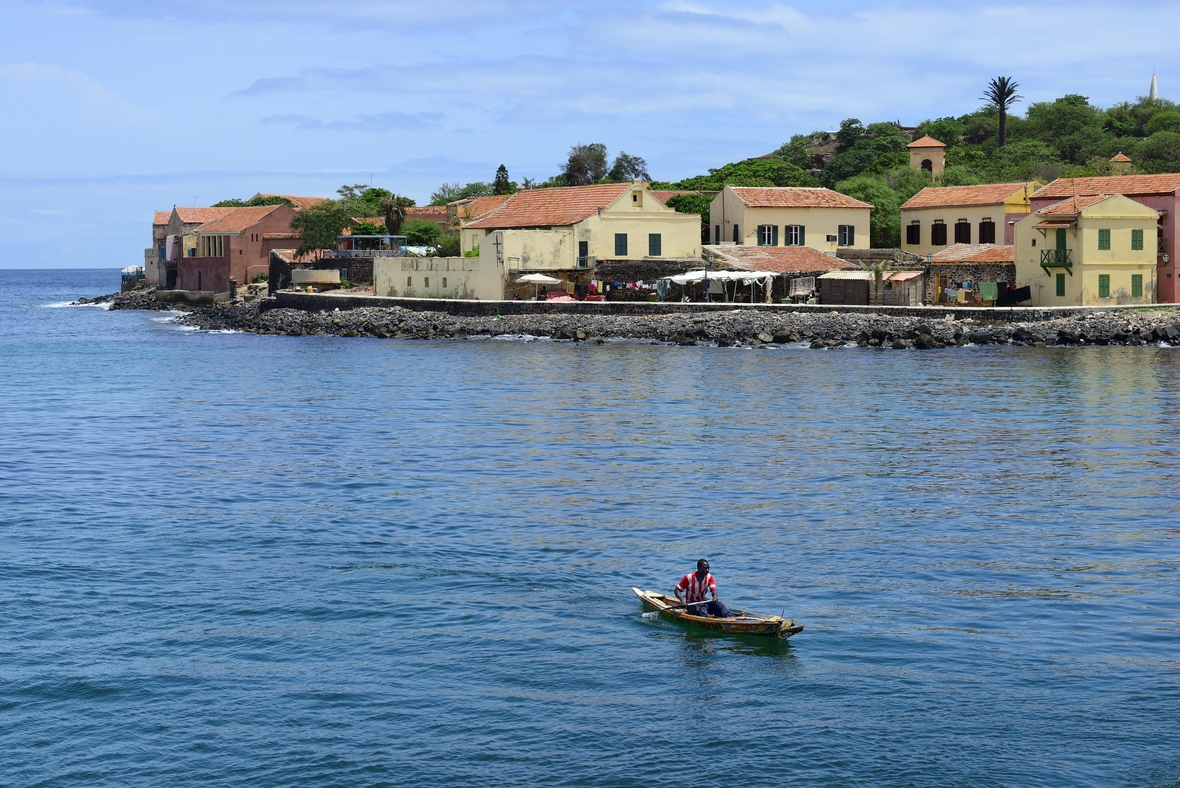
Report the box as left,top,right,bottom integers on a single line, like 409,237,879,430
981,76,1023,148
380,194,413,235
860,259,891,306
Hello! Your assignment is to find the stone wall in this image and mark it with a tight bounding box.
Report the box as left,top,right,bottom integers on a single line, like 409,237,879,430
928,263,1017,304
264,290,1160,323
594,258,701,282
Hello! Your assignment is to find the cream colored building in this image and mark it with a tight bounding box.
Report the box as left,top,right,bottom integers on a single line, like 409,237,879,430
901,182,1038,257
373,256,504,300
907,135,946,177
1014,194,1158,306
462,182,701,263
707,186,871,251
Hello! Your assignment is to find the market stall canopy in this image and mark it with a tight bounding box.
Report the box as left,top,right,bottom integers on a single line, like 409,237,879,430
666,270,776,285
514,273,562,284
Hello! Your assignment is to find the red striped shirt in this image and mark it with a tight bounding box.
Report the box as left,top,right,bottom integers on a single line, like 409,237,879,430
677,572,716,603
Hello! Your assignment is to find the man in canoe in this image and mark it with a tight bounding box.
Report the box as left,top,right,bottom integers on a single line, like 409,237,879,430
674,559,732,618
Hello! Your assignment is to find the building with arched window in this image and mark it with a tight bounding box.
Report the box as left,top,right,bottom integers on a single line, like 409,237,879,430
907,135,946,177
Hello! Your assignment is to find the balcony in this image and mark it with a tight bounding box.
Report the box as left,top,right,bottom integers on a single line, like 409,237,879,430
1040,248,1072,271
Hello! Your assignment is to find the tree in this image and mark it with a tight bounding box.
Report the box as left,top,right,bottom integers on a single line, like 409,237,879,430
563,143,609,185
1146,111,1180,136
400,219,442,247
771,133,820,170
835,118,866,153
1140,131,1180,173
833,175,901,248
608,152,650,182
652,158,816,191
434,232,461,257
379,194,413,235
981,76,1023,147
429,182,492,206
860,257,892,305
211,195,292,208
492,165,516,195
290,200,353,257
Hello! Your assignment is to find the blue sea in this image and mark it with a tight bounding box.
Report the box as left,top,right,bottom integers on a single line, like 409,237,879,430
1,268,1178,787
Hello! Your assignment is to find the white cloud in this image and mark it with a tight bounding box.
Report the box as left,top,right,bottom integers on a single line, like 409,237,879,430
0,62,158,132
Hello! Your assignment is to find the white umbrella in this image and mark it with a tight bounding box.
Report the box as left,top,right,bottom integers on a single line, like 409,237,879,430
514,273,562,300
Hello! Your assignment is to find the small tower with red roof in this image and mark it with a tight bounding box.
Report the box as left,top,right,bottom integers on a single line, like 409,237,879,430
908,135,947,177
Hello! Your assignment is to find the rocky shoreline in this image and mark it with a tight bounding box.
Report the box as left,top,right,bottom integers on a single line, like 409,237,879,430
83,289,1180,349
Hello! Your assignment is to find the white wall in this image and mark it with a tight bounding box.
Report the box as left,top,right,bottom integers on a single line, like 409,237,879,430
374,256,503,300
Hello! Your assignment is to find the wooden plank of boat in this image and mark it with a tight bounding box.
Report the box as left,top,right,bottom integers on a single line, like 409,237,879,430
631,587,803,639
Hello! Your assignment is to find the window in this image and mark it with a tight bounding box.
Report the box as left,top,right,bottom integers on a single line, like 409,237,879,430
733,224,740,244
1098,274,1110,298
614,233,628,256
931,221,947,246
578,241,589,268
954,220,971,244
757,225,778,246
838,225,855,246
906,222,920,245
648,233,662,256
979,219,996,245
785,225,805,246
714,225,720,244
1098,229,1111,250
1132,274,1143,297
407,276,412,287
442,278,447,288
1056,273,1065,297
424,277,430,287
1132,228,1144,251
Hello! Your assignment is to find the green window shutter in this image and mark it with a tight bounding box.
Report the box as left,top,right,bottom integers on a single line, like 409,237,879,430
1098,274,1110,298
1056,228,1066,250
1056,273,1066,297
615,233,627,256
1132,229,1144,251
1098,229,1111,250
1132,274,1143,297
799,225,805,246
648,233,661,256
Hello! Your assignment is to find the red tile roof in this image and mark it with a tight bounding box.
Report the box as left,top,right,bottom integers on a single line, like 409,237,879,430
908,135,947,149
1110,152,1133,163
154,207,237,226
931,243,1016,264
254,194,328,210
451,194,514,223
1036,195,1113,215
196,205,283,234
1035,174,1180,199
705,244,856,274
730,187,872,210
405,206,449,225
901,183,1035,210
465,184,631,228
650,190,707,205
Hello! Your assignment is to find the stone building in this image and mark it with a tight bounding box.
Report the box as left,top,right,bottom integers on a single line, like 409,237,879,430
907,135,946,177
928,244,1017,305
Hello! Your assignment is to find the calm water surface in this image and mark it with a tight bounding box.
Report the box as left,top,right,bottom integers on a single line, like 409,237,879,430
1,269,1178,787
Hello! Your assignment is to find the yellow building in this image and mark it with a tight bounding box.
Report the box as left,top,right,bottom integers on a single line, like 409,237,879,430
1014,194,1158,306
901,182,1038,257
907,135,946,177
462,182,701,264
707,186,871,251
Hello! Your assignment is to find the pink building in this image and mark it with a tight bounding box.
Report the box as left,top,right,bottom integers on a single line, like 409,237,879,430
1031,174,1180,303
177,204,301,293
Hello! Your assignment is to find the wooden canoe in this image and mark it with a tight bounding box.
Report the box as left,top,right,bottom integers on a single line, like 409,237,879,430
632,587,803,639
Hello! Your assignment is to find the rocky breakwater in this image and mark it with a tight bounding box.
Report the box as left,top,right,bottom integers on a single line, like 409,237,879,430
174,298,1180,349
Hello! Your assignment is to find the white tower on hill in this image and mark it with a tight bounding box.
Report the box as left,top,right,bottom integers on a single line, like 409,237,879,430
1150,73,1160,101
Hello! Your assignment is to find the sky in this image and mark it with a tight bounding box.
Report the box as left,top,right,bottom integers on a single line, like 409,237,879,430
1,0,1175,268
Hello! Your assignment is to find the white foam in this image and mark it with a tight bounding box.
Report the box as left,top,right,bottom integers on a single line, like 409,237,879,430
44,300,112,310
